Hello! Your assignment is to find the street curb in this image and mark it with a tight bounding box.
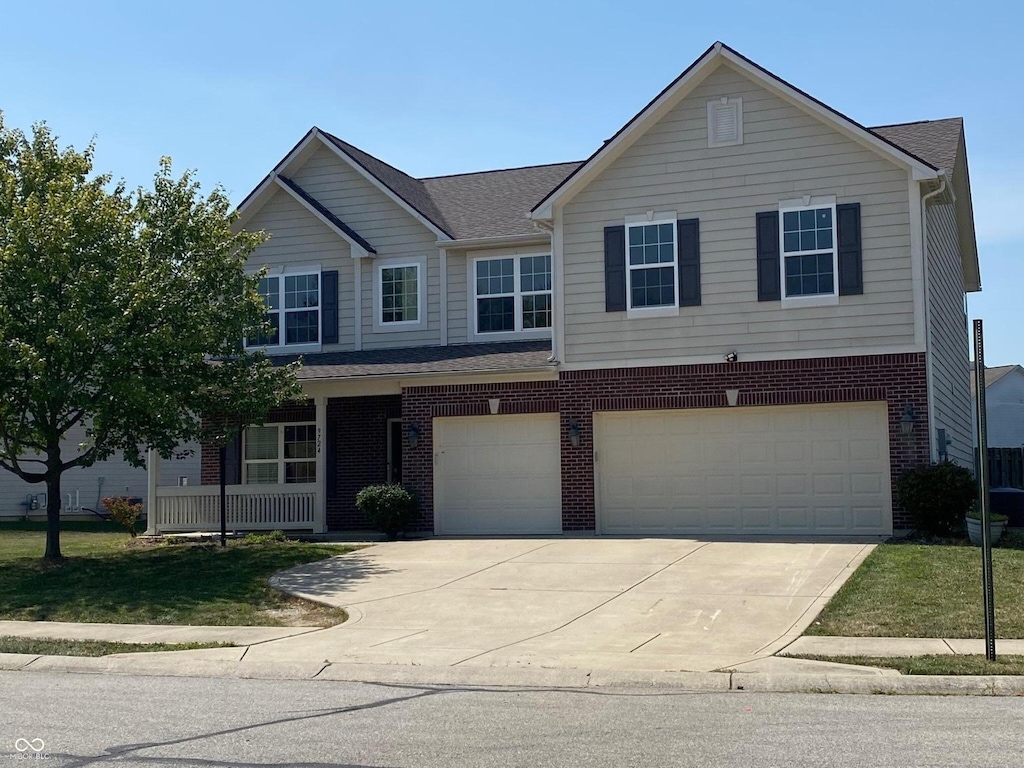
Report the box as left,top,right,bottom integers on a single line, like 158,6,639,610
3,653,1024,695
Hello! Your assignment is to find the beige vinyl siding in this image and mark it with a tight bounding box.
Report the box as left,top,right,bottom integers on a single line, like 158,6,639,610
447,252,469,344
0,424,200,519
245,190,355,351
291,146,442,350
560,62,916,365
926,202,974,468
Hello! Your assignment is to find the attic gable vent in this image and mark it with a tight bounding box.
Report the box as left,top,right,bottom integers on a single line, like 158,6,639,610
707,97,743,147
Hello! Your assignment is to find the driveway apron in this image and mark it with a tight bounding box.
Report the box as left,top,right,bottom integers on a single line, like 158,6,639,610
249,538,873,672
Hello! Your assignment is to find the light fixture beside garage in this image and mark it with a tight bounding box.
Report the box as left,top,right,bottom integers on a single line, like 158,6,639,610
900,403,916,436
406,422,421,449
568,419,582,447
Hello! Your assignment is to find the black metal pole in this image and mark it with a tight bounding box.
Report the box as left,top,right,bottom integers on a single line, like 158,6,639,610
973,319,996,661
219,443,227,548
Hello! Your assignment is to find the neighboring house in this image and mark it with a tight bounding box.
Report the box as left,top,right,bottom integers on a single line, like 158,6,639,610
0,424,200,520
148,41,980,539
972,364,1024,448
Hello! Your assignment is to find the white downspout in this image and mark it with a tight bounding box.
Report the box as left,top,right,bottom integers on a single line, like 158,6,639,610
920,171,948,462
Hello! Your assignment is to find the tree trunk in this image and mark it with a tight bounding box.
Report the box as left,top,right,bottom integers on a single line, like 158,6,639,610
43,442,63,561
44,470,63,561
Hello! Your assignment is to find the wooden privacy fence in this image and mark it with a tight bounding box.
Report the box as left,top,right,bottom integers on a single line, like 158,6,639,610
978,447,1024,489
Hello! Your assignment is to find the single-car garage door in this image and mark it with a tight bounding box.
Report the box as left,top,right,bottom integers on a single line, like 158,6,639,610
434,414,561,535
595,403,891,537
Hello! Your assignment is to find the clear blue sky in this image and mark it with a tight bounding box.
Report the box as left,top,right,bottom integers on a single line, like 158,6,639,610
1,0,1019,364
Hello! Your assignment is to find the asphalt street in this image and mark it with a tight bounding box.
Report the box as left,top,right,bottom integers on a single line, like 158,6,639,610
2,671,1023,767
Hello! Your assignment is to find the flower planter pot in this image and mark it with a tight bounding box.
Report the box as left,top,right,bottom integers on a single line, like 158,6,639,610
966,515,1006,546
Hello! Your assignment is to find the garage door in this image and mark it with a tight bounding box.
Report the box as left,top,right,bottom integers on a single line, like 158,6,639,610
434,414,561,535
595,403,891,536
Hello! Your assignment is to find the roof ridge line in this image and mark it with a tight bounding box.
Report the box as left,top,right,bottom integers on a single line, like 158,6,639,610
318,128,423,183
870,117,963,129
418,160,584,181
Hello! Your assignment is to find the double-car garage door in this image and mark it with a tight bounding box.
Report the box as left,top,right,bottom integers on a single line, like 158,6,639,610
432,403,891,537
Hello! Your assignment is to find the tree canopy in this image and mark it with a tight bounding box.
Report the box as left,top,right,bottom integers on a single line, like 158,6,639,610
0,117,301,559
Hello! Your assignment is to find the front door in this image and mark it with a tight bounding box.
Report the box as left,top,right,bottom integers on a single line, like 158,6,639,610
387,418,403,484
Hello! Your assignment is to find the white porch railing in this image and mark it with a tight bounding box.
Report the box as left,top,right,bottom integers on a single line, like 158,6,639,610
151,484,318,533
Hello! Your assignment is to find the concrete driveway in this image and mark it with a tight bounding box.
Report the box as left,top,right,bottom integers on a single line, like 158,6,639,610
250,538,874,672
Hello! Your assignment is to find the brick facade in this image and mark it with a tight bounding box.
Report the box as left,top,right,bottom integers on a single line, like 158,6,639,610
326,395,401,530
402,353,929,532
199,354,930,534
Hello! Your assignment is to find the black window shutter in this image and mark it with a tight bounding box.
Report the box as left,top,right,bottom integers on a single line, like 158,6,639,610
321,269,339,344
756,211,781,301
224,432,242,485
837,202,863,296
604,225,627,312
676,218,701,307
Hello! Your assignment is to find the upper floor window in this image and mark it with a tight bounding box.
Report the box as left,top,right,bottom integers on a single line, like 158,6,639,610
246,272,319,348
375,255,426,331
780,204,836,298
473,254,552,337
243,423,316,484
627,221,676,310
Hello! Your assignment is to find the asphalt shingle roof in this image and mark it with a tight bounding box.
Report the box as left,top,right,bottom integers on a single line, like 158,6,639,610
870,118,963,176
274,341,554,381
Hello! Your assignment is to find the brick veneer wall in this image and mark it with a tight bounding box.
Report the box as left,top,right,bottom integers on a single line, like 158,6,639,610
326,395,402,530
200,402,316,485
402,354,929,532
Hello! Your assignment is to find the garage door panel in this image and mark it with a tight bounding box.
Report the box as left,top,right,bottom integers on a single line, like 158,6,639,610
434,414,561,535
596,403,891,537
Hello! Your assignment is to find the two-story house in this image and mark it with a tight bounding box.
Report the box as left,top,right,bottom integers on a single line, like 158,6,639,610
147,42,980,539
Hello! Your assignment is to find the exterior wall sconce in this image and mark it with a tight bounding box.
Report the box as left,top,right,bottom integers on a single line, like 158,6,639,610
568,419,582,447
900,403,916,436
406,422,421,449
488,398,501,415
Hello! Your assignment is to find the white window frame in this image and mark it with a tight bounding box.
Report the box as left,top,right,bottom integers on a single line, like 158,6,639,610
707,96,743,148
244,265,322,353
373,255,427,333
242,422,317,485
469,252,553,341
778,196,839,305
625,214,679,318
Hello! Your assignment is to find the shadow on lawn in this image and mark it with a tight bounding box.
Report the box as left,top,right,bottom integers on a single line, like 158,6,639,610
0,538,391,625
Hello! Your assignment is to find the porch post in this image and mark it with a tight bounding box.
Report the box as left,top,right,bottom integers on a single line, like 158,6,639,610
315,396,328,533
145,448,159,535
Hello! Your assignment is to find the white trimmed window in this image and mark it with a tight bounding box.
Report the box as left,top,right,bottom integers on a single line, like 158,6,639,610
627,221,677,310
780,203,837,298
243,424,316,484
246,272,319,348
472,254,552,336
375,256,426,331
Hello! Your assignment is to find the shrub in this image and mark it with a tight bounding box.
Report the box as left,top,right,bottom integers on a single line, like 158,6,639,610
243,530,288,545
897,461,977,536
356,484,417,540
102,496,144,538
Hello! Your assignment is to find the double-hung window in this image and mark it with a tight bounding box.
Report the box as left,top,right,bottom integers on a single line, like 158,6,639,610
473,254,552,336
375,256,426,330
246,272,320,348
780,204,837,299
243,424,316,484
627,221,677,309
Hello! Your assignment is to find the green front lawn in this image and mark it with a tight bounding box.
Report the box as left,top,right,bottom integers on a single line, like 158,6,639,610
0,522,354,626
808,531,1024,638
788,654,1024,676
0,636,234,657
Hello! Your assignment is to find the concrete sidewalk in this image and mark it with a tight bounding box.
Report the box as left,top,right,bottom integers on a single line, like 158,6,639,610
783,636,1024,657
0,620,317,646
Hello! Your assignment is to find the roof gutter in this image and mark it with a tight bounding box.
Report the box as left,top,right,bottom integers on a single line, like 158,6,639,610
296,364,559,383
433,232,551,250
